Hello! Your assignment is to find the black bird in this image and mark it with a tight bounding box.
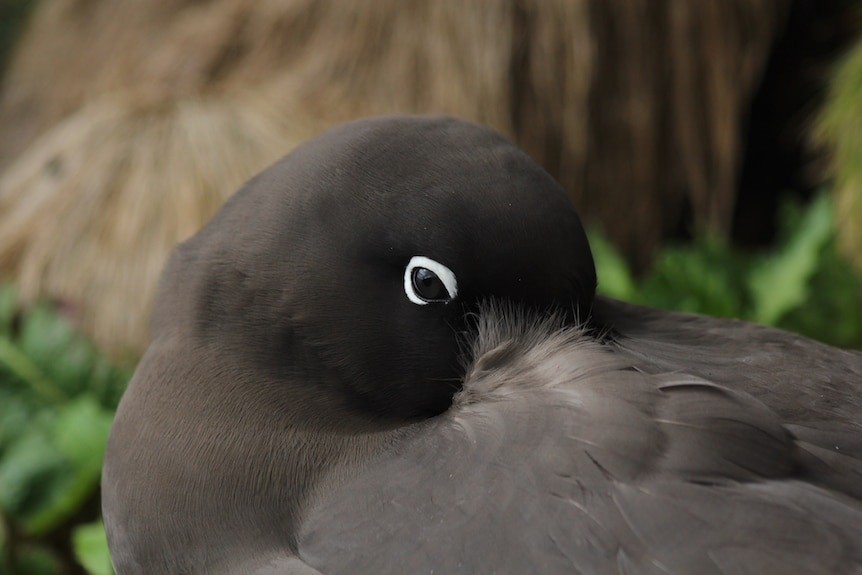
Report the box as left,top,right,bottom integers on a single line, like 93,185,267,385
102,115,862,575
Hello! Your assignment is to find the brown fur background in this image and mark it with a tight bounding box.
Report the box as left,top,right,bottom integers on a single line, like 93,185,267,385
0,0,790,358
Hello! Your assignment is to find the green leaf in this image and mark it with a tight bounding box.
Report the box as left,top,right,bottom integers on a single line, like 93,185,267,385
18,304,77,364
748,195,834,325
1,543,63,575
588,228,636,300
777,236,862,348
0,423,66,526
18,304,93,397
73,521,114,575
87,356,133,410
0,396,113,536
22,396,114,535
0,337,66,405
0,291,132,408
0,387,40,452
0,284,17,335
635,236,746,318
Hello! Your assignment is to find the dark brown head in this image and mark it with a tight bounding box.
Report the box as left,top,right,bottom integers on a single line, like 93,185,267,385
150,114,595,418
102,115,595,573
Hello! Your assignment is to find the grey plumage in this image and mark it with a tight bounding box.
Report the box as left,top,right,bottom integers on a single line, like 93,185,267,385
102,116,862,575
297,304,862,574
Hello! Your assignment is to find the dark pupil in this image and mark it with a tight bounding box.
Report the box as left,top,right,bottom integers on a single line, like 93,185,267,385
412,267,448,301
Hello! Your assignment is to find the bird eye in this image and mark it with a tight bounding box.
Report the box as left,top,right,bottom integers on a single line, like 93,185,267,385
404,256,458,305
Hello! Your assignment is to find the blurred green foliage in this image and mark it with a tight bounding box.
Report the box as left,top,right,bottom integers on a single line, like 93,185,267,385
0,285,130,575
592,192,862,349
815,32,862,277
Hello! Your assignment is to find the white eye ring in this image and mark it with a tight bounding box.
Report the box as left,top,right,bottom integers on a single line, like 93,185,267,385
404,256,458,305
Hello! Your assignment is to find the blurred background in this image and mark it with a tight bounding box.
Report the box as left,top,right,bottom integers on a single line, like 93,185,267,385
0,0,860,573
